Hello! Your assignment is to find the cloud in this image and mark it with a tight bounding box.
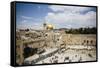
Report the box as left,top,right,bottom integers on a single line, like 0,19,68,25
17,20,43,29
45,5,96,29
49,5,93,13
21,16,33,20
17,16,43,29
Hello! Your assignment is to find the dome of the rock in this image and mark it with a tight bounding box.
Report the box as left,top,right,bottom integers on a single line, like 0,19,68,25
46,24,54,30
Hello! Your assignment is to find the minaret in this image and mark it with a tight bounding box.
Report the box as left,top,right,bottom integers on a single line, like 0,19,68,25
43,20,47,30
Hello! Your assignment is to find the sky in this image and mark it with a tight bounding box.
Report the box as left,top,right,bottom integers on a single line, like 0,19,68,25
16,3,97,29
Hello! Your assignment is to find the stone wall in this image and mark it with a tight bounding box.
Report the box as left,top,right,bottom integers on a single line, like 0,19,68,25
62,34,96,46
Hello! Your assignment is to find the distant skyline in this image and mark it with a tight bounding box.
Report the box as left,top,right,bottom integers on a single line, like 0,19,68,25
16,3,97,29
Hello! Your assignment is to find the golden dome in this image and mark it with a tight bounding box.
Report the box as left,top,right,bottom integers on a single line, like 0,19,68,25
46,24,54,30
